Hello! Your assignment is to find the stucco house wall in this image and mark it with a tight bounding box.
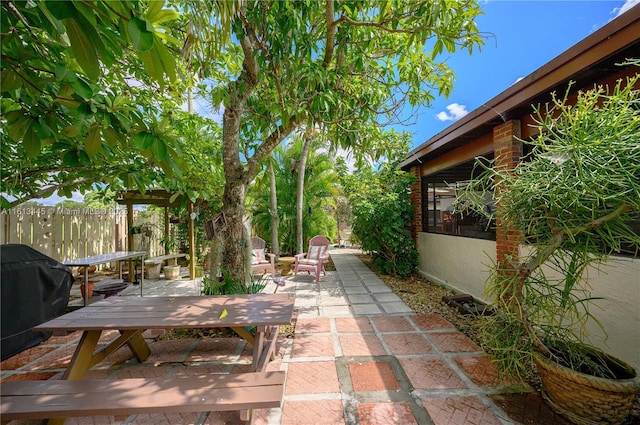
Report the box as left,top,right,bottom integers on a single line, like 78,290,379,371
419,232,640,371
417,233,493,303
524,247,640,370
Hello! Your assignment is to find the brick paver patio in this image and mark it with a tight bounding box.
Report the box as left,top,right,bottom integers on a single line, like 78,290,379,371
0,249,573,424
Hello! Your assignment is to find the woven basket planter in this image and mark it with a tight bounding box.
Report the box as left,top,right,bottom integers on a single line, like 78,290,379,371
534,351,640,425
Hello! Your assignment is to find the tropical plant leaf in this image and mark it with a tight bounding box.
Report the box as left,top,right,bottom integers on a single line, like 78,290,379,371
7,113,32,142
63,18,101,79
53,98,82,109
71,77,93,100
23,125,41,157
147,0,165,19
47,1,77,20
85,125,102,156
150,9,180,25
138,39,176,86
61,125,79,137
1,69,23,91
134,131,155,149
54,65,77,83
62,150,79,167
128,16,154,52
151,138,167,160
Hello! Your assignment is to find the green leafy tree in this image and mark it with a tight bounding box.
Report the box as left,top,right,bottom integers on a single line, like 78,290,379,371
268,157,280,258
3,0,484,285
296,129,315,255
340,130,418,276
183,0,484,283
1,0,183,208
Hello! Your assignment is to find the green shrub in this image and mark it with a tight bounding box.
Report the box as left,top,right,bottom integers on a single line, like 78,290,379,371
351,171,418,277
202,268,266,295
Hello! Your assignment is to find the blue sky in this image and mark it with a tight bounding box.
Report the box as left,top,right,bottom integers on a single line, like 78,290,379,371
403,0,639,150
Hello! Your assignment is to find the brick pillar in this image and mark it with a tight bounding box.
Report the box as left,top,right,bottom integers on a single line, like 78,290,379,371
409,165,422,242
493,120,522,267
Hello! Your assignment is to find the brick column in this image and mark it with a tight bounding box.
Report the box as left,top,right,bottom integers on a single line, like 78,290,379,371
493,120,522,266
409,165,422,242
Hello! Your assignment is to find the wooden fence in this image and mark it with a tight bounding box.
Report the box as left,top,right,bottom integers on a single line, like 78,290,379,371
0,206,163,263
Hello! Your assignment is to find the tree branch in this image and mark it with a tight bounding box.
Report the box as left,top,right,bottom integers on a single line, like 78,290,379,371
237,7,284,108
517,202,631,279
245,116,301,182
323,0,336,66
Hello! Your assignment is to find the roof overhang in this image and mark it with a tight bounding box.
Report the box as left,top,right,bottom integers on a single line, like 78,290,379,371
401,4,640,170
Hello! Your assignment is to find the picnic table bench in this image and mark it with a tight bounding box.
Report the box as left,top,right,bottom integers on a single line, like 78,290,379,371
144,253,186,279
0,371,285,423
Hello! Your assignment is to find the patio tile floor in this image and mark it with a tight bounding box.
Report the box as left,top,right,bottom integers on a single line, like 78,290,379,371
0,249,573,424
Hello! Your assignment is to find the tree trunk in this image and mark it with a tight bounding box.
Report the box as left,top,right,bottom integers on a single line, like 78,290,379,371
269,159,280,259
220,175,249,284
216,30,299,282
296,130,312,254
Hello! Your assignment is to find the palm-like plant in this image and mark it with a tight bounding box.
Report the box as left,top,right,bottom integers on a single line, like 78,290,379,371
249,137,338,256
455,70,640,385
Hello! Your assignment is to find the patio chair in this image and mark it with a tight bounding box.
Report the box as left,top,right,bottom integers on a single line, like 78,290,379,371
250,237,276,279
293,235,331,283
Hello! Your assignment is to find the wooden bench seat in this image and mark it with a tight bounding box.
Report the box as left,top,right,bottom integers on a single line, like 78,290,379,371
144,253,186,279
0,371,285,423
143,253,186,266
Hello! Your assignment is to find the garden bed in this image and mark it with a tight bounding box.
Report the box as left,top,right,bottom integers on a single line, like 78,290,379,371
354,254,480,341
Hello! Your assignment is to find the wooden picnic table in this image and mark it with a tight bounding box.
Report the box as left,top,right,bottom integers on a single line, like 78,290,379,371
33,294,296,380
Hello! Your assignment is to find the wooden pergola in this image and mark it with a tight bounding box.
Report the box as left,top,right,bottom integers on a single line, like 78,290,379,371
117,190,196,279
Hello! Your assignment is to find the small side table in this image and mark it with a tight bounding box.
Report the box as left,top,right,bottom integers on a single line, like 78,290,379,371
278,257,296,275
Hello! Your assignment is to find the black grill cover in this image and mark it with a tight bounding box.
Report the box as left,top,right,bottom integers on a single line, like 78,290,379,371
1,244,73,360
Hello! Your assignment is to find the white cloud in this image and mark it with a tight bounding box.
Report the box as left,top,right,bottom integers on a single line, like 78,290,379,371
436,103,469,122
613,0,639,17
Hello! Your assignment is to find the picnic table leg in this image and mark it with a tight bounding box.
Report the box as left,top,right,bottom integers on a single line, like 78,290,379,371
240,408,253,422
140,255,145,296
252,326,266,372
256,326,280,372
124,330,151,362
62,330,102,380
231,326,255,346
84,329,150,366
83,267,89,306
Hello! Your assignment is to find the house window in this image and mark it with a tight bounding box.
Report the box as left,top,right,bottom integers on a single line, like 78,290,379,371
419,156,639,255
421,157,496,241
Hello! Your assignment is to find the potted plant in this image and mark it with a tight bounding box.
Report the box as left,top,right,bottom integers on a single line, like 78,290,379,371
160,235,177,253
130,224,153,236
456,68,640,424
